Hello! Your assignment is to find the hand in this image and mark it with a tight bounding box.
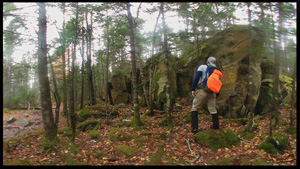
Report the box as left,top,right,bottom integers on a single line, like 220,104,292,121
192,91,196,98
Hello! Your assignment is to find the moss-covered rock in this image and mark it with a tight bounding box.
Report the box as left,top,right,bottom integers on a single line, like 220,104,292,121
146,143,165,165
259,142,278,154
77,120,100,132
88,130,101,139
77,104,119,122
107,127,136,142
117,145,140,158
178,25,265,118
38,137,59,153
111,73,129,105
193,129,239,150
255,59,276,115
58,126,74,138
258,132,289,154
143,51,178,110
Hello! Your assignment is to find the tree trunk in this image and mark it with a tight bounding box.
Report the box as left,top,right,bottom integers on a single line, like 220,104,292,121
48,54,61,131
80,25,85,110
290,61,296,126
105,10,110,104
245,3,254,132
62,3,68,118
161,3,172,124
273,2,283,128
37,2,57,141
69,3,79,142
258,3,270,51
134,3,150,109
268,3,281,137
126,2,142,127
86,11,96,106
149,9,161,116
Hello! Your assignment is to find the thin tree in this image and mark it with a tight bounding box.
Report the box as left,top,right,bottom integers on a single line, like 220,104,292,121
37,2,57,141
274,2,283,128
86,7,96,105
134,3,150,109
289,60,296,127
80,25,85,110
149,5,162,116
48,54,61,130
245,2,254,132
104,8,110,104
161,3,172,124
61,3,68,118
126,2,142,127
69,2,79,142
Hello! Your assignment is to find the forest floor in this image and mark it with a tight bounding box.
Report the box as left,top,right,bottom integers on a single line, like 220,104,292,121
3,98,297,166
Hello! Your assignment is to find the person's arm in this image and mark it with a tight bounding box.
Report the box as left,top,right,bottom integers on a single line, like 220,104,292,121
191,71,202,91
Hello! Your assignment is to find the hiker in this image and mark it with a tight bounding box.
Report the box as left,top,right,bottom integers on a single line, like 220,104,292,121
190,57,221,134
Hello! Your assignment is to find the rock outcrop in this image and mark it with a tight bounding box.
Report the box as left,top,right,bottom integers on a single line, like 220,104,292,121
111,73,128,105
177,25,266,118
116,25,282,119
143,51,178,110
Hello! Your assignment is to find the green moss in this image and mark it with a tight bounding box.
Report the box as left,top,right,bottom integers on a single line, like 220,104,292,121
146,143,165,165
130,118,143,131
90,152,106,158
62,153,87,165
208,157,235,165
134,137,151,147
3,137,23,152
3,158,32,165
118,133,134,142
258,142,278,154
69,142,81,154
38,137,59,154
284,125,296,139
258,132,289,154
184,112,191,123
77,104,119,122
58,126,74,138
254,161,271,166
107,127,135,142
117,145,140,158
140,131,153,136
273,132,289,151
76,108,93,122
88,130,101,139
193,129,239,150
107,127,121,142
157,131,168,140
77,120,100,132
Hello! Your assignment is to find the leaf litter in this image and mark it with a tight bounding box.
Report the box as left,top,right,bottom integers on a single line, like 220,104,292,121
3,98,297,166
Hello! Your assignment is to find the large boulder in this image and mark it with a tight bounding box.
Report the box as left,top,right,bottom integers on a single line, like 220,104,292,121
143,51,178,110
111,73,128,105
178,25,266,118
255,59,276,115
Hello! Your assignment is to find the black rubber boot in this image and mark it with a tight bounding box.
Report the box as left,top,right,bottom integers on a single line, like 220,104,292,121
210,114,219,129
191,111,199,134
